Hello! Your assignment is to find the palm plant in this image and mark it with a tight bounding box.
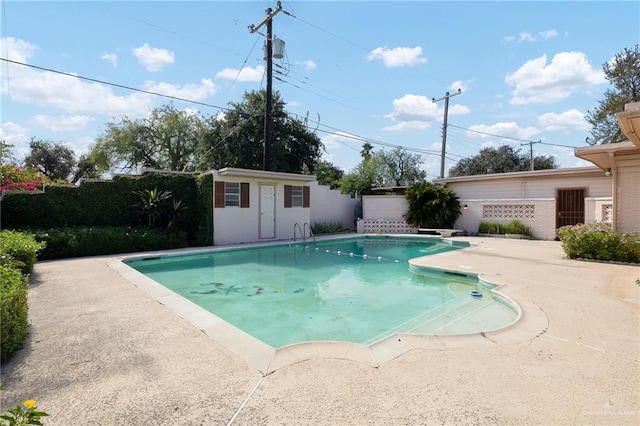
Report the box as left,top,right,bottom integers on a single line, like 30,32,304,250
404,182,461,228
134,188,173,229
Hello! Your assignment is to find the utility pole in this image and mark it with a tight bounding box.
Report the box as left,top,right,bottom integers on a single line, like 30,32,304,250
521,140,541,171
432,89,462,178
249,1,288,171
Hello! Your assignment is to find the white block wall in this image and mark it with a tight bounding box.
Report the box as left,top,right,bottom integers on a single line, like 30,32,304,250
454,199,556,240
309,181,359,230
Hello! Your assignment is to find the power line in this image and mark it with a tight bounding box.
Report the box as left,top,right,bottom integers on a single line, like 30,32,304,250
0,58,228,111
448,123,539,144
2,57,462,165
539,141,583,149
449,123,584,149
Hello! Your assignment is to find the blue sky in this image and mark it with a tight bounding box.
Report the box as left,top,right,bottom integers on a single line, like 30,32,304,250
1,1,639,179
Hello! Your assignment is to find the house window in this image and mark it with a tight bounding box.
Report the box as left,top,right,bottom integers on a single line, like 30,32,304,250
284,185,310,208
215,181,249,208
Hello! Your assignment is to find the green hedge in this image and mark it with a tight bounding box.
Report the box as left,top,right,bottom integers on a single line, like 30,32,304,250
0,230,45,274
27,226,188,260
0,230,41,361
557,222,640,263
195,174,213,246
1,173,202,245
0,264,29,361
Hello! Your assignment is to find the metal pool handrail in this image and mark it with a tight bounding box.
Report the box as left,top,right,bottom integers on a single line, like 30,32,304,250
303,222,316,245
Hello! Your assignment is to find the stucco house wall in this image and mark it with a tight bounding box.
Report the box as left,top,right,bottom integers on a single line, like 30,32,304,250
437,167,612,239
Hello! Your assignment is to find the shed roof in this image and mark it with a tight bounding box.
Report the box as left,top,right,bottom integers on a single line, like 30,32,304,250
216,167,317,182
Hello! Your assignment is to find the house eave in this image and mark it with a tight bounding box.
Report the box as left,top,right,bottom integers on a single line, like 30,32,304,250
615,102,640,147
434,166,604,184
574,141,640,170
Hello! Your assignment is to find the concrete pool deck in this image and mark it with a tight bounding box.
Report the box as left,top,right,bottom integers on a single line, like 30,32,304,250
1,236,638,425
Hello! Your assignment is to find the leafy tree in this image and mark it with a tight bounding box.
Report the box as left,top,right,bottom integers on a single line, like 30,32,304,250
90,104,203,173
196,90,323,173
0,140,16,164
339,153,386,197
22,138,100,184
404,182,461,228
23,138,76,181
448,145,558,177
380,147,426,186
586,45,640,145
339,148,426,197
314,161,344,189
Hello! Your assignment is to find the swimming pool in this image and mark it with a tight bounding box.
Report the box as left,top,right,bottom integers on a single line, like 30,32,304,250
125,236,517,348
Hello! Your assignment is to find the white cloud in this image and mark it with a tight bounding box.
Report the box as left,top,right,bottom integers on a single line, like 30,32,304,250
505,51,606,104
367,46,427,67
539,30,558,40
538,109,590,132
448,104,470,115
132,43,174,72
0,37,37,63
142,79,218,102
385,94,440,123
0,121,29,144
216,65,264,82
31,114,94,132
449,80,470,93
467,122,541,142
298,60,317,71
384,94,469,132
518,32,536,42
383,121,429,132
7,67,155,116
101,52,118,67
506,29,559,43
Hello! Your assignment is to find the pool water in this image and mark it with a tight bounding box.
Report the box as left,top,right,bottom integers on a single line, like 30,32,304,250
125,236,517,348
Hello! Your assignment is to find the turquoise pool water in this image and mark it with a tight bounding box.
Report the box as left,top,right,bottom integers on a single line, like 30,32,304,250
125,236,517,348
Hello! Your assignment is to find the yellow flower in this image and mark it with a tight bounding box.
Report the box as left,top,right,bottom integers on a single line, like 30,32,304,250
22,399,36,409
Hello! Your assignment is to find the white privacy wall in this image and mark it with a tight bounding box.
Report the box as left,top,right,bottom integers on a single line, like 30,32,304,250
454,199,556,239
357,195,417,234
309,181,359,230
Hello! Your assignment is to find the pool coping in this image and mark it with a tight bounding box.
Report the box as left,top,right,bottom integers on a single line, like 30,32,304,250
109,234,549,375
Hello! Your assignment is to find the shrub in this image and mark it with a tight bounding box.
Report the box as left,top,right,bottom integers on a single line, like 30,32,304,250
404,182,461,228
503,220,531,236
29,226,188,260
311,221,348,235
0,264,29,361
478,220,531,236
0,230,45,274
478,221,503,234
557,222,640,263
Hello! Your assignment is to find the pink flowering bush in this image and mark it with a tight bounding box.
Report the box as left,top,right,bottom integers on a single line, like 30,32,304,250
0,164,50,192
557,222,640,264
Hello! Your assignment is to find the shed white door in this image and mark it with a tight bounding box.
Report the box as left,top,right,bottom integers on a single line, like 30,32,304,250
260,184,276,239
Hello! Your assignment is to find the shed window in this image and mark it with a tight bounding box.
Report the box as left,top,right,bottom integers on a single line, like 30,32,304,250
284,185,310,208
215,181,249,208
